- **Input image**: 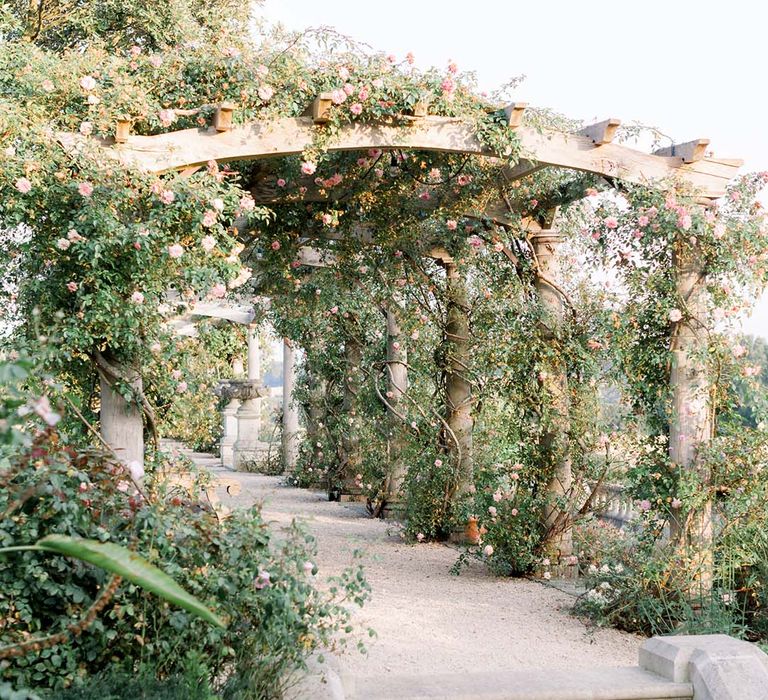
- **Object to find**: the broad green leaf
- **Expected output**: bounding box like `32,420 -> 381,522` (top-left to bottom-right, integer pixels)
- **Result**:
35,535 -> 226,628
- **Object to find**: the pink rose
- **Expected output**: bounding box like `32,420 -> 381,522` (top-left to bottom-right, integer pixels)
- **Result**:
671,498 -> 682,509
668,308 -> 683,323
358,87 -> 369,101
638,215 -> 650,227
343,83 -> 355,96
158,109 -> 177,127
176,381 -> 188,393
15,177 -> 32,194
56,238 -> 71,251
202,210 -> 217,227
457,174 -> 471,186
78,181 -> 94,197
200,235 -> 217,252
488,506 -> 497,517
258,85 -> 274,101
510,508 -> 518,516
209,283 -> 226,298
130,291 -> 144,304
416,533 -> 425,542
79,121 -> 93,136
41,79 -> 55,92
350,102 -> 363,115
434,458 -> 443,467
270,240 -> 281,250
331,89 -> 346,105
159,189 -> 175,204
639,499 -> 652,512
321,213 -> 333,226
276,178 -> 286,187
446,219 -> 458,230
483,545 -> 494,556
585,187 -> 598,197
604,216 -> 618,229
66,281 -> 78,292
167,244 -> 184,259
301,161 -> 316,176
79,75 -> 97,91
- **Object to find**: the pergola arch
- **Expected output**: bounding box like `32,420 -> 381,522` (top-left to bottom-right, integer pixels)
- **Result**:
62,106 -> 742,200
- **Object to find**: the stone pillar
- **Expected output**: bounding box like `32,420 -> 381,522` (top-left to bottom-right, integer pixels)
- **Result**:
233,325 -> 263,470
443,260 -> 473,499
339,332 -> 363,499
100,365 -> 144,473
383,308 -> 409,519
669,241 -> 712,561
282,339 -> 299,473
531,231 -> 573,559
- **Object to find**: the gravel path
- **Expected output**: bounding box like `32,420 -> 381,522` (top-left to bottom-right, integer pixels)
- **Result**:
178,446 -> 645,677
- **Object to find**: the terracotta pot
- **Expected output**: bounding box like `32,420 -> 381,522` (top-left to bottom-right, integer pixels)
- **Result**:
465,516 -> 480,545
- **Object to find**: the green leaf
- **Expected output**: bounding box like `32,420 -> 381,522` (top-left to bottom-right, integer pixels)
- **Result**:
34,535 -> 226,628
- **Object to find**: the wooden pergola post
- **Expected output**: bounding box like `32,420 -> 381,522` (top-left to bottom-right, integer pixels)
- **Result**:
282,338 -> 299,473
442,260 -> 474,500
531,231 -> 574,559
100,364 -> 144,473
383,308 -> 408,518
339,332 -> 363,500
669,240 -> 713,571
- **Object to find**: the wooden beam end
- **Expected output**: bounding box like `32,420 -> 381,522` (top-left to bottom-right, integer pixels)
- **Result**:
503,102 -> 528,128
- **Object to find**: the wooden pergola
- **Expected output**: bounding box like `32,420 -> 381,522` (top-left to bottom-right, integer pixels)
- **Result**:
74,97 -> 743,556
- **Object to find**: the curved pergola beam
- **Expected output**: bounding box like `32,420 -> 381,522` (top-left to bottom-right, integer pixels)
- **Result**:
60,115 -> 742,199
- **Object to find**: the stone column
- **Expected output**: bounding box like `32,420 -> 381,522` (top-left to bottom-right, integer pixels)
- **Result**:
443,260 -> 473,499
339,332 -> 363,500
219,357 -> 243,467
669,241 -> 712,560
282,339 -> 299,473
383,308 -> 409,519
531,231 -> 573,559
233,325 -> 263,470
100,364 -> 144,474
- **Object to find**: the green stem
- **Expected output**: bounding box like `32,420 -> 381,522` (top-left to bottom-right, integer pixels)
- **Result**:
0,545 -> 44,554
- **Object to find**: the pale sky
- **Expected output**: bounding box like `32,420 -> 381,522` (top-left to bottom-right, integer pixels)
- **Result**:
258,0 -> 768,338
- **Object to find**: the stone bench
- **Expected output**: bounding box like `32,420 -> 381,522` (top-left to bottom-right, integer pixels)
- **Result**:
291,634 -> 768,700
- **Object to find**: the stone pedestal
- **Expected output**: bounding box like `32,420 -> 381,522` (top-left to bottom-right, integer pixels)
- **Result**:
214,380 -> 266,471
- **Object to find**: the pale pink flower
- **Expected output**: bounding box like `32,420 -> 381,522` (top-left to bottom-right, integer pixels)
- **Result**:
488,506 -> 497,517
41,79 -> 55,92
638,215 -> 650,227
79,121 -> 93,136
639,499 -> 652,512
493,242 -> 504,252
159,189 -> 175,204
448,61 -> 458,74
149,55 -> 163,68
256,64 -> 269,77
130,291 -> 144,305
604,216 -> 619,229
68,229 -> 84,242
176,381 -> 188,394
732,344 -> 747,358
167,243 -> 184,259
350,102 -> 363,115
130,45 -> 142,57
276,178 -> 286,187
510,508 -> 518,516
585,187 -> 598,197
209,283 -> 226,298
239,194 -> 255,211
301,161 -> 316,176
321,213 -> 333,226
543,571 -> 551,580
493,491 -> 503,503
150,342 -> 162,354
483,545 -> 494,556
270,240 -> 281,251
713,223 -> 726,239
303,561 -> 315,574
158,109 -> 177,127
343,83 -> 355,96
671,497 -> 682,509
446,219 -> 458,230
358,86 -> 369,101
258,85 -> 274,101
202,210 -> 217,227
330,306 -> 338,315
406,52 -> 415,64
338,66 -> 350,80
66,281 -> 78,292
56,238 -> 71,251
434,458 -> 443,467
78,181 -> 94,197
668,308 -> 683,323
678,213 -> 692,230
372,78 -> 383,89
457,174 -> 471,186
416,533 -> 425,542
222,46 -> 240,58
79,75 -> 97,91
171,369 -> 183,380
331,89 -> 346,105
392,341 -> 400,351
15,177 -> 32,194
201,235 -> 217,252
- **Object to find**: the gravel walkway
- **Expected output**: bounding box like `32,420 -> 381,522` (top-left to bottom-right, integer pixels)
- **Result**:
175,445 -> 645,678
